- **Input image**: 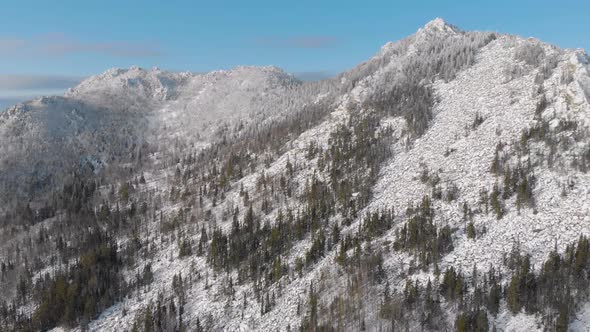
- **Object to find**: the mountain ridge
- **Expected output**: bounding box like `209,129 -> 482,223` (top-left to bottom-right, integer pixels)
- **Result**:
5,18 -> 589,114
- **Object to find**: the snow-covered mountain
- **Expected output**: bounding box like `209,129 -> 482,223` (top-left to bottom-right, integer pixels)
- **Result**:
2,18 -> 590,332
0,65 -> 301,205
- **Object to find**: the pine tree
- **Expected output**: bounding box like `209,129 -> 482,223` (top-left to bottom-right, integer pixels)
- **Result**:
507,275 -> 521,314
467,222 -> 476,239
490,183 -> 504,220
556,301 -> 570,332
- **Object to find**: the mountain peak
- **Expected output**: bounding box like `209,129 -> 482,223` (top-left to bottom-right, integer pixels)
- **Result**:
419,17 -> 460,34
424,17 -> 447,29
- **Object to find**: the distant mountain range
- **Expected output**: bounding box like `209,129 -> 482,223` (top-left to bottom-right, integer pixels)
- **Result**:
0,97 -> 25,110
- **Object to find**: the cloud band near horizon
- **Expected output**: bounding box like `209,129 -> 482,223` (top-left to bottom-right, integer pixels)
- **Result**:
0,74 -> 84,90
0,34 -> 163,58
254,36 -> 340,49
0,74 -> 84,101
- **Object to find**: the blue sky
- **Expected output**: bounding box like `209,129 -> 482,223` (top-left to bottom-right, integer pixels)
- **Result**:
0,0 -> 589,108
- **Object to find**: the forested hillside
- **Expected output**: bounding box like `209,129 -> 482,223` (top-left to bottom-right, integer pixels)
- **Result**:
1,18 -> 590,331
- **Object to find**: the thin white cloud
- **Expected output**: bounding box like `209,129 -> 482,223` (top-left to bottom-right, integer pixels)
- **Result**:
0,89 -> 68,99
0,74 -> 84,101
0,34 -> 163,58
0,74 -> 84,90
255,36 -> 340,49
0,38 -> 28,54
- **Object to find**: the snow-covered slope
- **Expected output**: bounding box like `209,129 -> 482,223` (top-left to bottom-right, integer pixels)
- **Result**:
0,65 -> 300,204
2,18 -> 590,332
